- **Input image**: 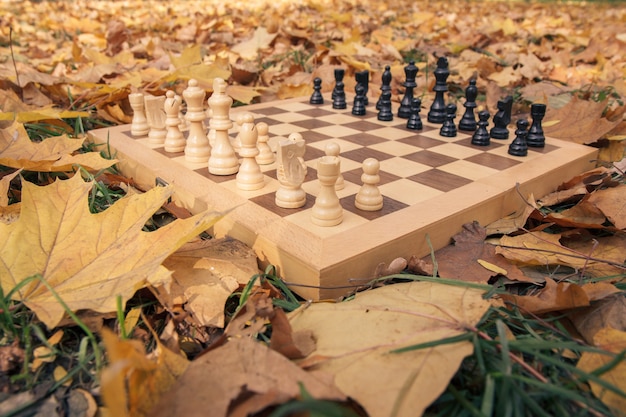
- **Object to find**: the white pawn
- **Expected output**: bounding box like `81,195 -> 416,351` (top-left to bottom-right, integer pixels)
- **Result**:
163,90 -> 186,153
275,133 -> 307,209
208,78 -> 239,175
324,142 -> 344,190
232,113 -> 245,152
129,92 -> 149,137
236,113 -> 265,190
311,156 -> 343,227
144,95 -> 166,144
183,79 -> 211,163
256,122 -> 275,165
355,158 -> 383,211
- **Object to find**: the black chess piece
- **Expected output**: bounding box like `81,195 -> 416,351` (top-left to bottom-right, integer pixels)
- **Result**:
377,89 -> 393,121
356,70 -> 369,106
398,61 -> 418,119
406,98 -> 423,130
428,57 -> 449,123
332,68 -> 346,109
472,110 -> 491,146
376,65 -> 392,111
459,79 -> 478,131
439,103 -> 457,137
352,83 -> 366,116
508,119 -> 529,156
527,103 -> 546,147
310,77 -> 324,105
490,96 -> 513,139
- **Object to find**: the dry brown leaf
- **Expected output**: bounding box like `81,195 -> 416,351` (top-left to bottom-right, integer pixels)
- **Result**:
289,281 -> 492,417
269,307 -> 315,360
485,194 -> 537,235
500,278 -> 621,315
537,184 -> 588,207
577,327 -> 626,417
545,198 -> 607,229
497,231 -> 626,278
231,27 -> 277,60
543,96 -> 625,144
588,185 -> 626,229
163,238 -> 258,327
0,121 -> 115,172
150,337 -> 345,417
101,329 -> 190,417
435,222 -> 534,283
568,295 -> 626,344
0,174 -> 224,328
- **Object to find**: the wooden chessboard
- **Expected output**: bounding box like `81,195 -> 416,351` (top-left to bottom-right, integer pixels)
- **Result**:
88,94 -> 597,299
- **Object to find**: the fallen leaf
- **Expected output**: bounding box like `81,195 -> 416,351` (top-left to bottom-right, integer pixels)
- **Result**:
289,281 -> 492,417
434,222 -> 533,283
500,278 -> 620,315
577,327 -> 626,417
101,328 -> 190,417
485,193 -> 537,235
0,169 -> 20,207
0,340 -> 24,374
545,198 -> 608,229
150,337 -> 345,417
588,185 -> 626,229
568,295 -> 626,344
163,238 -> 258,327
497,231 -> 626,278
543,96 -> 625,144
0,121 -> 116,172
231,27 -> 277,60
0,174 -> 224,328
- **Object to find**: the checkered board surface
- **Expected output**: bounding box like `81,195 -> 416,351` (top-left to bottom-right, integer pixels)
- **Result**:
88,94 -> 597,299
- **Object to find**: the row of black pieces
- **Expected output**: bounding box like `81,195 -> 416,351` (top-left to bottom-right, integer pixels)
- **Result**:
309,62 -> 546,153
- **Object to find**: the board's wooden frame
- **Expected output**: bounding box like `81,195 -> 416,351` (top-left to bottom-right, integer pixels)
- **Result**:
88,96 -> 598,299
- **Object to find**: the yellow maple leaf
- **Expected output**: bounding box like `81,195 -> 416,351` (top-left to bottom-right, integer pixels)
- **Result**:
0,174 -> 224,328
231,27 -> 277,60
0,121 -> 115,172
577,328 -> 626,417
100,328 -> 190,417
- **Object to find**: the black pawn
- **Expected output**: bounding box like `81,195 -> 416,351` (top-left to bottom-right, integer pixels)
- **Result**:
472,110 -> 491,146
428,56 -> 449,123
527,103 -> 546,147
406,98 -> 423,130
398,61 -> 418,119
508,119 -> 529,157
332,68 -> 346,109
352,84 -> 366,116
376,65 -> 392,111
459,79 -> 478,131
356,70 -> 369,106
439,103 -> 457,137
310,77 -> 324,105
377,90 -> 393,121
490,96 -> 513,139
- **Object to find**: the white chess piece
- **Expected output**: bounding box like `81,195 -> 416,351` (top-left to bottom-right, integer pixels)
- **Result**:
256,122 -> 275,165
129,92 -> 149,137
183,79 -> 211,163
324,142 -> 344,190
275,133 -> 307,208
236,113 -> 265,190
355,158 -> 383,211
163,90 -> 186,153
144,95 -> 166,144
311,155 -> 343,226
208,78 -> 239,175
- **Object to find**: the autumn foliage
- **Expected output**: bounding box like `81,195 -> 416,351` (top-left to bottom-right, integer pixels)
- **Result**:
1,0 -> 626,416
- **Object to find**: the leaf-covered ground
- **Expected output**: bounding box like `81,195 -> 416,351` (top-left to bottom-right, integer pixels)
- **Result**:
1,0 -> 626,416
